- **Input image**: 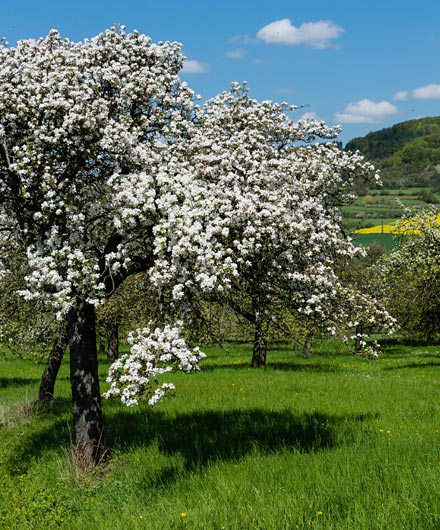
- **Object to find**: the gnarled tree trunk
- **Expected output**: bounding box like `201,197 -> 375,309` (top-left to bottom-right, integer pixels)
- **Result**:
37,320 -> 69,404
68,300 -> 106,466
251,319 -> 268,367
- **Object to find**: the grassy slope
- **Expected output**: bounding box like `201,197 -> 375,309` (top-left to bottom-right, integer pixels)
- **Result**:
1,341 -> 440,529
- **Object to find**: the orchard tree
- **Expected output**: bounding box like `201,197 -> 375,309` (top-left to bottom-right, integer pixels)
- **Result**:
376,208 -> 440,342
0,230 -> 53,353
335,245 -> 390,355
96,272 -> 167,360
146,84 -> 396,366
0,27 -> 203,465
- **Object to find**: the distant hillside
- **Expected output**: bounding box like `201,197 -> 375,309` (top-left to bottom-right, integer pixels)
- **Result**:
345,116 -> 440,189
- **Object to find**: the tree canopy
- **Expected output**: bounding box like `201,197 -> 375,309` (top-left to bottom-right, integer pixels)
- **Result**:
0,26 -> 198,464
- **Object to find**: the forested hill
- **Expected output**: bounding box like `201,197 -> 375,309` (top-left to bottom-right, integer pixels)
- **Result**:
345,116 -> 440,189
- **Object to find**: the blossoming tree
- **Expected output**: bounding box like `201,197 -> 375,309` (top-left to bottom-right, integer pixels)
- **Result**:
0,27 -> 204,465
148,84 -> 396,366
375,207 -> 440,341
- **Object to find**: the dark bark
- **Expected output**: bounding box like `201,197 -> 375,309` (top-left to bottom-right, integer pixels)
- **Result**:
98,335 -> 106,354
251,321 -> 267,367
354,324 -> 364,355
303,332 -> 313,357
68,300 -> 106,466
107,323 -> 119,361
37,321 -> 69,404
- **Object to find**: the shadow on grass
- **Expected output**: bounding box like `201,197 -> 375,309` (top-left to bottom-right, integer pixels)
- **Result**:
268,362 -> 343,373
379,336 -> 440,347
381,346 -> 440,357
105,407 -> 372,482
3,398 -> 372,483
1,398 -> 72,476
201,361 -> 343,373
0,377 -> 40,389
385,360 -> 440,370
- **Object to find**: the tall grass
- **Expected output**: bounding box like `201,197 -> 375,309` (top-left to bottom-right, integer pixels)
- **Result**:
1,340 -> 440,529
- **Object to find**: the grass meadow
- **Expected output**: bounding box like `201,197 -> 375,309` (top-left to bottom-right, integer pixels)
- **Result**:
1,339 -> 440,529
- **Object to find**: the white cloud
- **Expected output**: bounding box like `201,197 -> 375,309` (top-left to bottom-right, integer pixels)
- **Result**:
336,99 -> 398,124
257,18 -> 344,49
226,48 -> 246,59
393,90 -> 409,101
227,35 -> 241,44
412,84 -> 440,99
182,60 -> 211,74
299,111 -> 319,121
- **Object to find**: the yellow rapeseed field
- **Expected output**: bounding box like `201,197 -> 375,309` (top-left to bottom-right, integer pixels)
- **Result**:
354,214 -> 440,235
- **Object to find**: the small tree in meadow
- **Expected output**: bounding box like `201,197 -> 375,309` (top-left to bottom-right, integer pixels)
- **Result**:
376,207 -> 440,342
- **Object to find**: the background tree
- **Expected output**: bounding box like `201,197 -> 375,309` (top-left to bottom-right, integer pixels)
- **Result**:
96,272 -> 169,360
336,245 -> 390,354
149,84 -> 396,367
0,229 -> 71,403
375,207 -> 440,343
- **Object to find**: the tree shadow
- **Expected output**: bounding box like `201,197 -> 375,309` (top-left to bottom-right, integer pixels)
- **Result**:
105,407 -> 372,488
268,362 -> 343,373
0,377 -> 40,389
2,398 -> 372,483
380,336 -> 440,347
1,397 -> 72,476
202,362 -> 343,373
385,360 -> 440,370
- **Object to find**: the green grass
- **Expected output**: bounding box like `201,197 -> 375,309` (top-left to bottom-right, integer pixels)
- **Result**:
351,233 -> 399,250
1,340 -> 440,529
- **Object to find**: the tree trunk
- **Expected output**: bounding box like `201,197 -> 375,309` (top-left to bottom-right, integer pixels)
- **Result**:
251,320 -> 267,367
107,323 -> 119,361
68,300 -> 106,466
37,321 -> 69,404
354,324 -> 364,355
303,332 -> 313,357
98,334 -> 106,354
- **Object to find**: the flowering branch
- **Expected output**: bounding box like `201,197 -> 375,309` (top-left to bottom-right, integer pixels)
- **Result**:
103,322 -> 205,406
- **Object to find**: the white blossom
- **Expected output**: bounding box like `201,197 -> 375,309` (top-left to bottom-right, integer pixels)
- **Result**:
103,323 -> 205,406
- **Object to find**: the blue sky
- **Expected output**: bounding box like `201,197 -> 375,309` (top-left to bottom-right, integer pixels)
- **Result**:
2,0 -> 440,144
